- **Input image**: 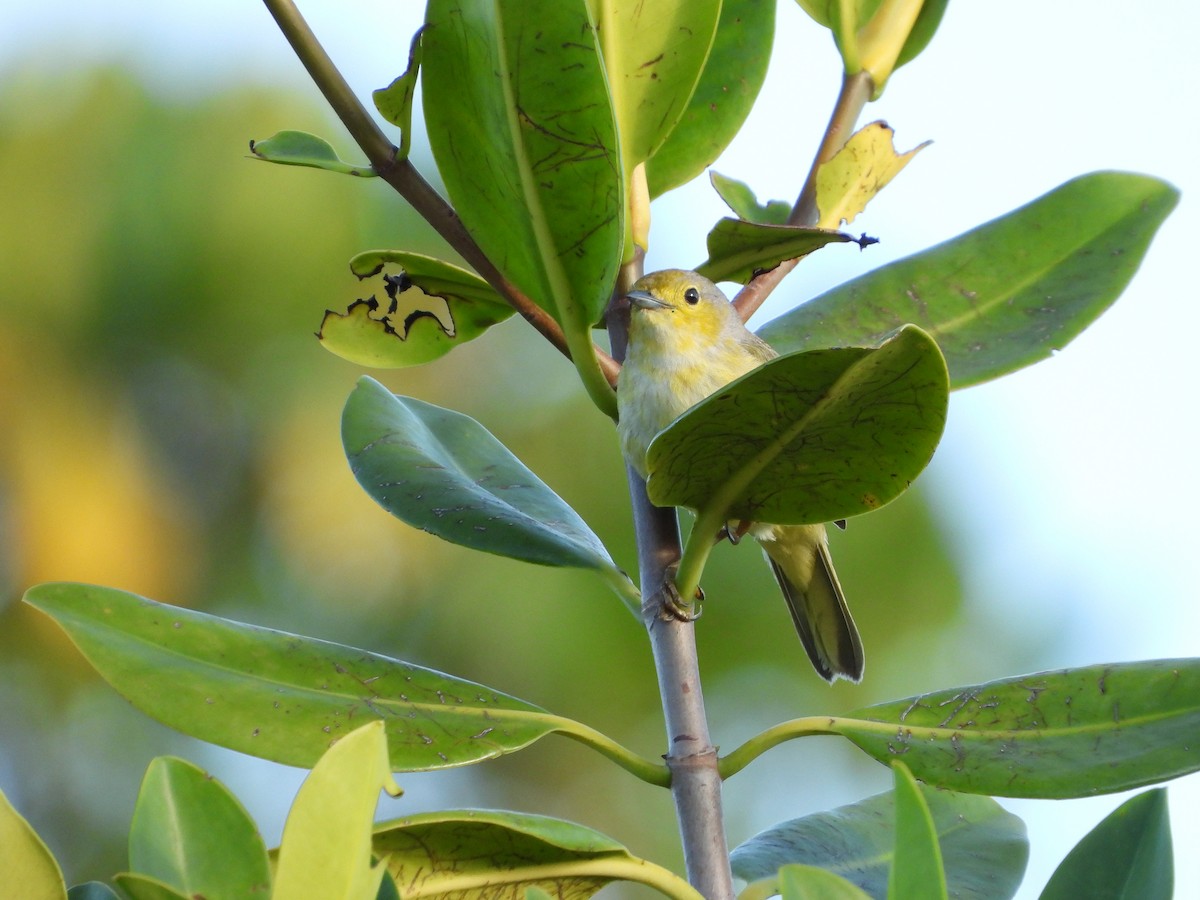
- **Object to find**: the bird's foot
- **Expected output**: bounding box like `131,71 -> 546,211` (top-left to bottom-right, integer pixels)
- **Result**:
654,567 -> 705,622
716,520 -> 752,546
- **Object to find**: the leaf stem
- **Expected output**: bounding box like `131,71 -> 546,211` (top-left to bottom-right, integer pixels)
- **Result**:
260,0 -> 621,392
544,715 -> 671,787
718,716 -> 840,780
732,69 -> 874,323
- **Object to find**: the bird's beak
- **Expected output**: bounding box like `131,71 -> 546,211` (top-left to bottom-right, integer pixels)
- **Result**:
625,289 -> 674,311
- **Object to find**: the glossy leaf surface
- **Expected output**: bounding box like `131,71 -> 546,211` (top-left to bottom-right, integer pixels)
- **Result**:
732,780 -> 1025,899
318,252 -> 512,367
646,325 -> 947,524
422,0 -> 622,329
344,377 -> 621,573
696,218 -> 857,284
646,0 -> 775,196
128,757 -> 270,900
1039,789 -> 1172,900
248,130 -> 375,177
837,659 -> 1200,798
24,583 -> 557,772
759,172 -> 1179,388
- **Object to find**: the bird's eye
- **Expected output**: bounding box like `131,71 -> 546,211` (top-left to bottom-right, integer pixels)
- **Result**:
684,287 -> 700,305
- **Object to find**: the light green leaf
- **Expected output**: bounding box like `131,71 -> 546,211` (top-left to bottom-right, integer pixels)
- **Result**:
1039,790 -> 1172,900
422,0 -> 622,331
110,874 -> 189,900
23,583 -> 558,772
274,722 -> 400,900
776,865 -> 873,900
646,325 -> 947,525
128,757 -> 270,900
318,252 -> 513,368
732,782 -> 1026,899
248,130 -> 375,177
372,810 -> 703,899
695,218 -> 859,284
815,121 -> 928,228
888,762 -> 947,900
645,0 -> 775,197
0,787 -> 66,900
372,26 -> 426,160
759,172 -> 1179,388
709,171 -> 791,225
343,377 -> 626,577
836,659 -> 1200,798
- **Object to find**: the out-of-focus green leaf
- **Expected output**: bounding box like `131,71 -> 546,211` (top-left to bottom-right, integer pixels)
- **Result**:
23,583 -> 559,772
760,172 -> 1179,388
775,865 -> 873,899
318,252 -> 513,368
646,0 -> 776,197
888,762 -> 947,900
815,121 -> 928,228
0,787 -> 66,900
110,874 -> 189,900
893,0 -> 948,69
422,0 -> 622,330
274,722 -> 400,900
67,885 -> 120,900
1039,790 -> 1172,900
709,171 -> 791,225
128,757 -> 270,900
836,659 -> 1200,798
695,218 -> 859,283
343,377 -> 626,578
372,810 -> 702,899
248,130 -> 375,177
732,780 -> 1026,899
372,26 -> 426,159
646,325 -> 947,525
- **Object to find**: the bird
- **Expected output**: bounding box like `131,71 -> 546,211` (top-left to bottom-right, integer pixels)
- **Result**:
616,268 -> 864,683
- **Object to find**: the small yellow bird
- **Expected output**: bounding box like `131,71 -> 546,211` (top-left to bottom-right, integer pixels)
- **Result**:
617,269 -> 864,683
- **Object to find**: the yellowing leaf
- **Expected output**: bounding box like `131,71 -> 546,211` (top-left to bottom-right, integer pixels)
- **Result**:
0,788 -> 66,900
816,121 -> 928,228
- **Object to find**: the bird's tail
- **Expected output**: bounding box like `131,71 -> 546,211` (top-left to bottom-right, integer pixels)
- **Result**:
760,524 -> 864,683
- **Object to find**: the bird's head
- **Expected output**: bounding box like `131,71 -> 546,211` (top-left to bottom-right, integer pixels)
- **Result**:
624,269 -> 740,357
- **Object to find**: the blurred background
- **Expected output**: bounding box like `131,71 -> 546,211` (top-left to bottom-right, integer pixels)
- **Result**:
0,2 -> 1195,897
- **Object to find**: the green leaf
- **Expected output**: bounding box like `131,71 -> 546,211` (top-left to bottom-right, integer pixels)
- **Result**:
1039,790 -> 1172,900
343,377 -> 624,575
110,874 -> 189,900
696,218 -> 859,284
894,0 -> 949,70
776,865 -> 873,899
646,325 -> 947,525
372,26 -> 426,160
759,172 -> 1180,388
732,782 -> 1026,899
318,252 -> 513,368
274,722 -> 400,900
709,171 -> 791,225
248,130 -> 375,177
372,810 -> 702,899
645,0 -> 775,197
835,659 -> 1200,798
0,787 -> 66,900
23,582 -> 559,772
128,757 -> 270,900
67,885 -> 121,900
422,0 -> 622,330
888,762 -> 947,900
815,121 -> 928,228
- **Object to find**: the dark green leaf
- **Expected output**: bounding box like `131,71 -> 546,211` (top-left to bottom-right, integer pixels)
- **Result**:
732,781 -> 1026,899
248,130 -> 375,177
894,0 -> 949,70
23,582 -> 559,772
888,762 -> 947,900
129,757 -> 270,900
646,325 -> 947,525
696,218 -> 857,283
422,0 -> 622,329
372,26 -> 426,160
344,377 -> 622,574
759,172 -> 1180,388
318,252 -> 513,368
68,885 -> 120,900
835,659 -> 1200,798
709,171 -> 791,225
646,0 -> 776,197
1039,790 -> 1172,900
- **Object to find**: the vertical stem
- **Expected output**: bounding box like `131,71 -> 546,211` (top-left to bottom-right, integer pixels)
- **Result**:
610,255 -> 735,900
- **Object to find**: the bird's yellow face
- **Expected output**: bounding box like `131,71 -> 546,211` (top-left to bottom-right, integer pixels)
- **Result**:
624,269 -> 741,361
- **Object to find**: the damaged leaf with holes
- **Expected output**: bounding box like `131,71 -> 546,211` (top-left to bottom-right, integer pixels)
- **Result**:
318,251 -> 514,367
